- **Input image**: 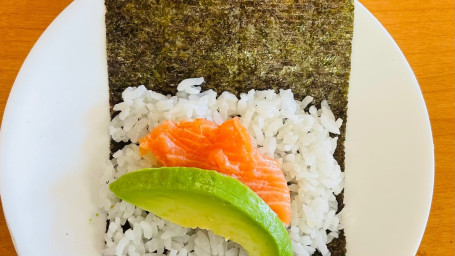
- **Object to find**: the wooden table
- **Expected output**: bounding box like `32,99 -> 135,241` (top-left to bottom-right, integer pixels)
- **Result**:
0,0 -> 453,255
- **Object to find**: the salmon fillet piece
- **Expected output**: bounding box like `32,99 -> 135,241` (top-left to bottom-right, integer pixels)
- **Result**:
139,117 -> 291,225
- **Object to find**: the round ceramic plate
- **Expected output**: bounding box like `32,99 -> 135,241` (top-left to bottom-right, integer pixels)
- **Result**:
0,0 -> 434,255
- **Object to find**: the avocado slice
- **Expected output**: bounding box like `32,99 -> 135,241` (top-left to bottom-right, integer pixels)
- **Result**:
109,167 -> 292,256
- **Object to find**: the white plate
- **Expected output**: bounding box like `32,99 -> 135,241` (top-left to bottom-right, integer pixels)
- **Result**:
0,0 -> 434,255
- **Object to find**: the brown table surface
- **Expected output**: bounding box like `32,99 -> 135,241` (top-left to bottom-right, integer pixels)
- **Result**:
1,0 -> 454,255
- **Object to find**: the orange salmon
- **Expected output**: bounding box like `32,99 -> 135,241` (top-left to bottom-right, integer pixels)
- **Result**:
139,117 -> 291,225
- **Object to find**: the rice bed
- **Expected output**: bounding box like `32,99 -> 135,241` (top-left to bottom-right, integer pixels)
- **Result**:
100,78 -> 344,256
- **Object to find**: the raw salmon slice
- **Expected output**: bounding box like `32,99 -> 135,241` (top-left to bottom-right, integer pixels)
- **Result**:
139,117 -> 291,225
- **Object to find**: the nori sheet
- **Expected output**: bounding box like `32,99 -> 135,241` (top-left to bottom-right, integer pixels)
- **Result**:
105,0 -> 353,255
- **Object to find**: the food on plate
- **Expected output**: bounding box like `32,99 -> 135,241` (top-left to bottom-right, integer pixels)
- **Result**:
104,0 -> 353,255
138,117 -> 291,225
109,167 -> 293,256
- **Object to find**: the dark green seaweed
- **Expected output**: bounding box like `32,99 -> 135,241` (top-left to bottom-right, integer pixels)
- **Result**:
106,1 -> 353,255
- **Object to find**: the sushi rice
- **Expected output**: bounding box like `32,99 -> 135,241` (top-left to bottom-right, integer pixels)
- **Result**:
100,78 -> 345,256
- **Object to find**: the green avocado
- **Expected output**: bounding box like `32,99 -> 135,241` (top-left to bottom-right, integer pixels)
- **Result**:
109,167 -> 292,256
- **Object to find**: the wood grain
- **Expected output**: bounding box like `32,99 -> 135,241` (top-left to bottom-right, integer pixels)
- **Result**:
0,0 -> 454,255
